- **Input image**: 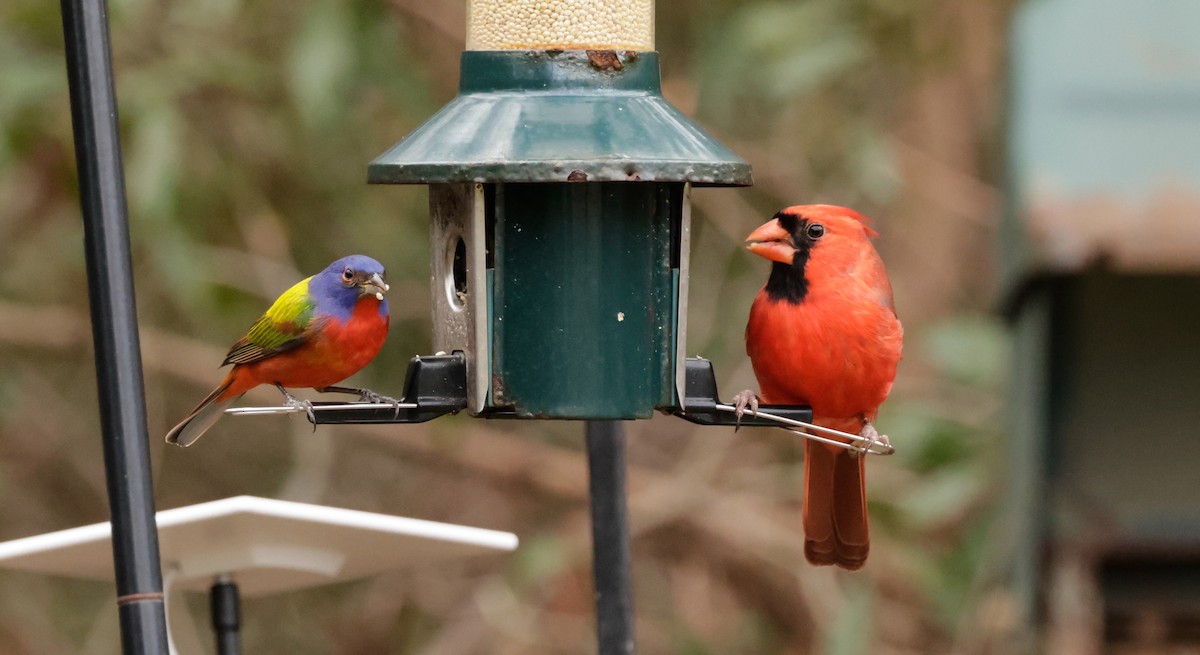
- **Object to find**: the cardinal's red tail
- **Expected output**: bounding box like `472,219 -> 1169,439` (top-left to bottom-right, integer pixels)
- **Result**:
802,440 -> 869,570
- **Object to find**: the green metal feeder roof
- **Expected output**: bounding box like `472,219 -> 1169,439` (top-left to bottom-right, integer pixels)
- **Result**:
368,50 -> 752,186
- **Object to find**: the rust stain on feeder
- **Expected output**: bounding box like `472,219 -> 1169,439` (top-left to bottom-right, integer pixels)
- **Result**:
567,170 -> 589,182
587,50 -> 623,71
491,373 -> 509,405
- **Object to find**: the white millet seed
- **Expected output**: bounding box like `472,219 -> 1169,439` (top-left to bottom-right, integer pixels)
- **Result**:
466,0 -> 654,51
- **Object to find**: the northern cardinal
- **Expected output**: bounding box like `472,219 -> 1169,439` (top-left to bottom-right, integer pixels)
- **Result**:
166,255 -> 393,447
736,205 -> 902,570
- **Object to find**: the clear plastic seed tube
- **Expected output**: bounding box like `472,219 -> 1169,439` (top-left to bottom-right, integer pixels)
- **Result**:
466,0 -> 654,51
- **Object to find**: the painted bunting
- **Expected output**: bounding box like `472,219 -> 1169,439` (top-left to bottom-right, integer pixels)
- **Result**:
735,205 -> 903,570
166,254 -> 393,447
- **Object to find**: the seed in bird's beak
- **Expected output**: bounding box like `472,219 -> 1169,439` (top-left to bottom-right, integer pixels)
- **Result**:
362,272 -> 388,300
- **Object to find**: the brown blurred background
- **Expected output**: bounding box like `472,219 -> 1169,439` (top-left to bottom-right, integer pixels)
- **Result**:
1,0 -> 1050,652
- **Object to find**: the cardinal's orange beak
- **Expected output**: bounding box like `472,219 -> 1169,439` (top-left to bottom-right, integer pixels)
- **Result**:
745,219 -> 796,264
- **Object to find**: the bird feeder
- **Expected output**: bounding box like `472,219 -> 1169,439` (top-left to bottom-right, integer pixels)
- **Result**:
210,5 -> 890,653
367,1 -> 750,420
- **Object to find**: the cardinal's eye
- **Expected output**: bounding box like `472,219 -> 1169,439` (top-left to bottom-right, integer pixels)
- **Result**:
806,223 -> 825,240
342,267 -> 355,283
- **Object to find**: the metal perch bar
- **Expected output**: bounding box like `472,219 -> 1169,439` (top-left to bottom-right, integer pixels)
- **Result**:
713,404 -> 895,456
225,402 -> 418,416
670,358 -> 895,455
218,354 -> 468,425
221,356 -> 896,457
227,403 -> 894,455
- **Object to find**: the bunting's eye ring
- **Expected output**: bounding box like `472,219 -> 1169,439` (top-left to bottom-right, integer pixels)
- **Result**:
342,267 -> 355,283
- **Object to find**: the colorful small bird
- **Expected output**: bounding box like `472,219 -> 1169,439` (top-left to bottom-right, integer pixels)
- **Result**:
735,205 -> 903,570
166,254 -> 393,447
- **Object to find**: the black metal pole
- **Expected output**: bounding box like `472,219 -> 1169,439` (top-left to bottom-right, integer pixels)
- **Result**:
59,0 -> 169,652
585,420 -> 635,655
211,575 -> 242,655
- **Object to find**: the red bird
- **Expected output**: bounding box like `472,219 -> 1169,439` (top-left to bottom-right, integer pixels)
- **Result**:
166,255 -> 393,447
736,205 -> 902,570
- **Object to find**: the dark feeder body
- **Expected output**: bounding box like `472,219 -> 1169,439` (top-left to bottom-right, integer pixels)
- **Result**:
369,50 -> 752,419
369,48 -> 756,655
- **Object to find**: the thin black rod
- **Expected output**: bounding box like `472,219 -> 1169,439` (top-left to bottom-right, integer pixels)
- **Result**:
211,576 -> 242,655
59,0 -> 168,652
585,420 -> 635,655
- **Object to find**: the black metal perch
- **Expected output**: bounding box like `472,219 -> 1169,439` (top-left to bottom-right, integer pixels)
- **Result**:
226,355 -> 809,425
226,354 -> 470,424
231,354 -> 893,453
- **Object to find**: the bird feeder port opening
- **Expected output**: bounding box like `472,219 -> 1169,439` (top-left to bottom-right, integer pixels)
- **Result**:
445,232 -> 468,313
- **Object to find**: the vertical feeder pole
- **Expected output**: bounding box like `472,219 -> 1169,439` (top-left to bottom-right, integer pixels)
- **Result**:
369,2 -> 750,653
59,0 -> 169,652
210,575 -> 242,655
586,420 -> 635,654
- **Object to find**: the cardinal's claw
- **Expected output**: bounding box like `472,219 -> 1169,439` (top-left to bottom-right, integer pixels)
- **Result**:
858,421 -> 888,457
731,389 -> 760,432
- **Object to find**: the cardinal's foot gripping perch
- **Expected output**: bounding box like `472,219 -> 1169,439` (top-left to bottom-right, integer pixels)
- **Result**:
227,354 -> 468,425
671,358 -> 895,456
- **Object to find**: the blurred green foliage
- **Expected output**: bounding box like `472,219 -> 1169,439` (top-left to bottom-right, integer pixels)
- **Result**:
0,0 -> 1016,652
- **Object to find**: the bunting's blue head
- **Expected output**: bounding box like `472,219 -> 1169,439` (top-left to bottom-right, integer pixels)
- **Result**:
309,254 -> 389,320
